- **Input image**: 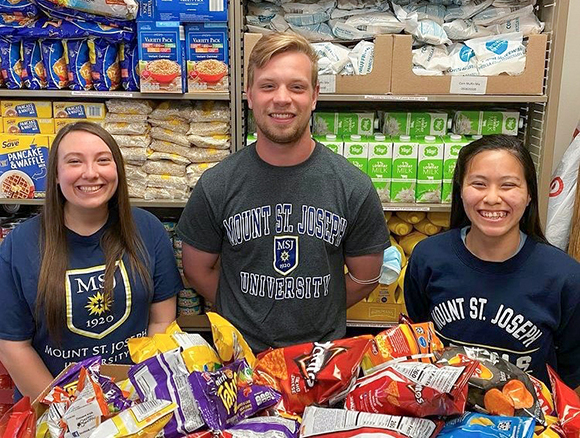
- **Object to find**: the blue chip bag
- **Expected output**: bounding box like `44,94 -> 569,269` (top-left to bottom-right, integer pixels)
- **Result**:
439,412 -> 535,438
34,0 -> 135,29
17,17 -> 86,39
0,38 -> 22,88
64,39 -> 92,91
0,0 -> 38,18
21,39 -> 46,89
120,38 -> 138,91
0,13 -> 34,37
43,0 -> 137,20
88,37 -> 120,91
41,39 -> 68,89
69,19 -> 133,43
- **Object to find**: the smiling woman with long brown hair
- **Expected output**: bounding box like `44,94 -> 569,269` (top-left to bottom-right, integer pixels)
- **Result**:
0,122 -> 182,399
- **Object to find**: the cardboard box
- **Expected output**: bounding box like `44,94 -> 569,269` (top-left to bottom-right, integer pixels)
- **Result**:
1,101 -> 52,118
55,119 -> 104,132
347,284 -> 406,323
391,34 -> 547,95
53,102 -> 106,119
243,33 -> 392,94
138,21 -> 186,93
138,0 -> 227,22
185,23 -> 229,92
3,118 -> 54,134
0,135 -> 50,199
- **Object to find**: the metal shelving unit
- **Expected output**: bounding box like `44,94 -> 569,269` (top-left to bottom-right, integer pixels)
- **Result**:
243,93 -> 549,103
0,90 -> 230,100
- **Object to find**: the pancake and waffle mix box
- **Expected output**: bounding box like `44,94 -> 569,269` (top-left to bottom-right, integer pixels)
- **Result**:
1,101 -> 52,118
186,22 -> 229,92
4,118 -> 55,134
53,102 -> 106,119
0,135 -> 50,199
368,133 -> 392,203
416,135 -> 444,203
391,135 -> 418,203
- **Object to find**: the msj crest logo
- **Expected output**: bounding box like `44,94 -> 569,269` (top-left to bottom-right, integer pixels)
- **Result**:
65,261 -> 132,339
273,235 -> 299,276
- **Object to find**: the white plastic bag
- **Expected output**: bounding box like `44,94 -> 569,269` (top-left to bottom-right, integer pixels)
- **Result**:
465,32 -> 526,76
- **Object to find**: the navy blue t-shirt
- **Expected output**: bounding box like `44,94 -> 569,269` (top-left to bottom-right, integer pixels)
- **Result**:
0,207 -> 182,389
404,228 -> 580,388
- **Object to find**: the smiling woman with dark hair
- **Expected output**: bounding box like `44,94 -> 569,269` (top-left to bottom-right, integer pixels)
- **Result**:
0,122 -> 182,400
404,134 -> 580,393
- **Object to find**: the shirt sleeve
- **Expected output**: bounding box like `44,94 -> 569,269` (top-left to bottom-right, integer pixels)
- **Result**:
0,235 -> 35,340
343,186 -> 390,257
176,175 -> 223,254
150,218 -> 183,303
404,248 -> 431,323
554,270 -> 580,388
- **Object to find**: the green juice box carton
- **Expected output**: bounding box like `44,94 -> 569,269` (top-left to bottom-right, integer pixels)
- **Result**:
452,110 -> 521,136
315,134 -> 343,155
312,112 -> 374,136
391,135 -> 418,203
382,112 -> 449,136
441,134 -> 470,203
417,136 -> 444,203
368,133 -> 392,202
343,134 -> 369,174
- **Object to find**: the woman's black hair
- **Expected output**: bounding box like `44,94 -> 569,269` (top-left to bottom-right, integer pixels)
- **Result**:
450,134 -> 547,243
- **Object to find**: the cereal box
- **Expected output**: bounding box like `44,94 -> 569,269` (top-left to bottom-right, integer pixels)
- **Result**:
1,101 -> 52,118
139,0 -> 227,22
0,135 -> 50,199
138,21 -> 186,93
4,118 -> 55,134
53,102 -> 106,119
185,22 -> 229,92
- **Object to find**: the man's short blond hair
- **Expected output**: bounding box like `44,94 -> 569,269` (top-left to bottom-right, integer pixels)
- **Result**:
247,32 -> 319,89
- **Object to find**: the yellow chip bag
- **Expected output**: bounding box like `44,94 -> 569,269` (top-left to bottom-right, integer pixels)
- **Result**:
207,312 -> 256,367
128,337 -> 159,364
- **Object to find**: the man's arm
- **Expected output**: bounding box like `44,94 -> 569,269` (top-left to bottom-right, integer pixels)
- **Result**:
345,252 -> 383,308
0,339 -> 53,399
148,296 -> 177,336
182,243 -> 220,303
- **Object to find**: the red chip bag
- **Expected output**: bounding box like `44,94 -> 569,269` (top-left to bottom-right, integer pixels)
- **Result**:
547,365 -> 580,438
0,397 -> 36,438
253,336 -> 373,415
345,360 -> 477,418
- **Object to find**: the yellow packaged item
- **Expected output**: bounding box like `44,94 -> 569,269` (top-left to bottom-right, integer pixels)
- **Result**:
398,263 -> 407,292
388,216 -> 413,236
1,100 -> 52,118
414,218 -> 441,236
534,416 -> 563,438
391,242 -> 406,268
88,399 -> 176,438
207,312 -> 256,367
4,118 -> 55,134
55,118 -> 104,132
395,211 -> 426,224
0,118 -> 3,133
399,231 -> 428,255
53,102 -> 106,119
427,212 -> 451,227
128,337 -> 159,364
384,211 -> 392,221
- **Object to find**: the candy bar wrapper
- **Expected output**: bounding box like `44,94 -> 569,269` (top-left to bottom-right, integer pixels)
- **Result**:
129,348 -> 205,438
189,359 -> 281,430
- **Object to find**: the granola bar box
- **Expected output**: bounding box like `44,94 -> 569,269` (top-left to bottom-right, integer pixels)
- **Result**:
185,22 -> 228,92
137,21 -> 186,93
0,135 -> 50,199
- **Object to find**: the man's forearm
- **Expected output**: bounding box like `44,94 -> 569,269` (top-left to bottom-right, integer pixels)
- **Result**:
345,274 -> 378,307
184,267 -> 220,303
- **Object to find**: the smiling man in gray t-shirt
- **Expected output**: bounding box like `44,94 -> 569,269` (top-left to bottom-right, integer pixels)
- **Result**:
176,32 -> 389,352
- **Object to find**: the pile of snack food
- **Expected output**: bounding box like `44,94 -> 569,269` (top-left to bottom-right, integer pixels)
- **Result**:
4,312 -> 579,438
103,99 -> 231,200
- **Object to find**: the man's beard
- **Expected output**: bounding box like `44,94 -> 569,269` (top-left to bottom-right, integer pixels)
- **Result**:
257,117 -> 310,145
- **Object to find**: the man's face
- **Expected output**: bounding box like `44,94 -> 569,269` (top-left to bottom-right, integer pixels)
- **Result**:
247,51 -> 319,145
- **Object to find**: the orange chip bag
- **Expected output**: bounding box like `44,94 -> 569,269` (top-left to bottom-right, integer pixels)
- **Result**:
254,336 -> 373,415
362,317 -> 444,374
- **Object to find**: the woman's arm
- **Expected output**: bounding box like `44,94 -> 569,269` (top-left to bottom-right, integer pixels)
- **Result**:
148,296 -> 177,336
0,339 -> 53,399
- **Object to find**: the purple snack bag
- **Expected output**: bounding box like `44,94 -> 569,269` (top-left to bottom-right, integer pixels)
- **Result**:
228,417 -> 300,438
189,359 -> 281,431
98,375 -> 132,413
52,356 -> 101,395
128,348 -> 205,438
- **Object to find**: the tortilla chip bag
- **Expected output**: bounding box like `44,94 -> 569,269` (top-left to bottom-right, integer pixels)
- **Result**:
254,336 -> 372,415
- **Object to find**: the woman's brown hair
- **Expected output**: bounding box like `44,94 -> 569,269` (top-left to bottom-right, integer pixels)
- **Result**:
37,122 -> 152,340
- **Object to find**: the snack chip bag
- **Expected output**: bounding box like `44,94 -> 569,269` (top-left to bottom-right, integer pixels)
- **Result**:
345,360 -> 477,418
207,312 -> 256,367
547,365 -> 580,438
362,316 -> 444,373
437,347 -> 545,425
184,417 -> 300,438
189,358 -> 280,430
534,415 -> 566,438
530,375 -> 555,418
253,336 -> 373,415
438,412 -> 535,438
0,397 -> 35,438
300,406 -> 442,438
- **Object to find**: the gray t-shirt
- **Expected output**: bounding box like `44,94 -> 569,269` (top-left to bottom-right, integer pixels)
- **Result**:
177,142 -> 390,352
